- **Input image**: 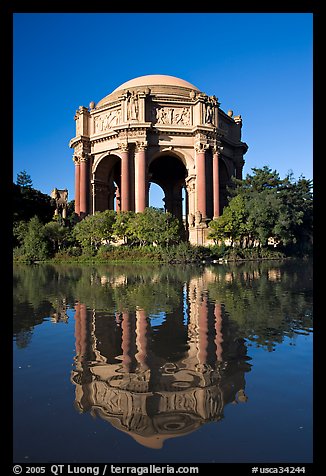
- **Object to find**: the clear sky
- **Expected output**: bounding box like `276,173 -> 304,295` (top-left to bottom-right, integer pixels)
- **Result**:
13,13 -> 313,206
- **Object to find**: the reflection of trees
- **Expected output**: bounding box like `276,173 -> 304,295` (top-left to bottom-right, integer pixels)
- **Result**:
206,260 -> 313,350
13,260 -> 313,352
13,264 -> 82,346
13,263 -> 201,346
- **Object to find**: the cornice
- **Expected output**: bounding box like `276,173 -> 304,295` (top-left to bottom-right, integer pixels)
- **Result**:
69,135 -> 90,149
150,96 -> 195,105
113,122 -> 152,133
221,136 -> 249,152
92,100 -> 121,113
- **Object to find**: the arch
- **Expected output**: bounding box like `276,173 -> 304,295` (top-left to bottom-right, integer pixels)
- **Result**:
219,157 -> 232,213
148,153 -> 188,227
148,148 -> 194,173
93,154 -> 121,212
92,151 -> 123,175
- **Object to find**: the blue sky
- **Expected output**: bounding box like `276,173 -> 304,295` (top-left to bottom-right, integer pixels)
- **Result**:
13,13 -> 313,206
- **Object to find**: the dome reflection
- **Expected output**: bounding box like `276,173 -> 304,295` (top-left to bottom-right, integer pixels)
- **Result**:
71,273 -> 251,448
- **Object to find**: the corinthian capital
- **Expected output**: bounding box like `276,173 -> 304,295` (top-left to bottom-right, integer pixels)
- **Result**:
136,141 -> 148,152
195,142 -> 209,153
79,152 -> 90,162
118,142 -> 129,153
212,143 -> 224,155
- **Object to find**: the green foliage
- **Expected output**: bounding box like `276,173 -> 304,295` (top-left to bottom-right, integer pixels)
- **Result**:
127,207 -> 182,247
209,167 -> 313,253
96,244 -> 163,263
13,182 -> 55,224
209,195 -> 249,246
16,170 -> 33,188
43,221 -> 72,253
13,220 -> 29,247
20,216 -> 51,261
73,210 -> 117,251
112,210 -> 136,244
12,166 -> 312,263
160,242 -> 200,263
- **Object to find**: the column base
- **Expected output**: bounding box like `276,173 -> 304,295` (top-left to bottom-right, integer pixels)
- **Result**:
188,224 -> 213,246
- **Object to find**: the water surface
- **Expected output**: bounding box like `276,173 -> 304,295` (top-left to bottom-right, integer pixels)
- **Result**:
13,260 -> 313,463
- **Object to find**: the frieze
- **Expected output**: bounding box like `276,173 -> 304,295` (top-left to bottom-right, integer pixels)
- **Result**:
151,106 -> 191,126
94,108 -> 122,133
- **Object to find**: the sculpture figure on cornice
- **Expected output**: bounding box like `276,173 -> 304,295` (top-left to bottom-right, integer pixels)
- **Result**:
205,100 -> 213,124
127,91 -> 139,120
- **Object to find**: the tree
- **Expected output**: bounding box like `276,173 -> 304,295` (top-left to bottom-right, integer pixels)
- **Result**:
209,167 -> 313,251
21,216 -> 50,261
73,210 -> 117,252
13,183 -> 54,224
273,174 -> 313,248
245,189 -> 280,247
230,166 -> 283,196
128,207 -> 181,247
113,210 -> 136,244
208,195 -> 249,247
16,170 -> 33,188
43,221 -> 71,253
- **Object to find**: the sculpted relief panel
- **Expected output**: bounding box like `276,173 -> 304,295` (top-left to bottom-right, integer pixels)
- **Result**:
94,108 -> 121,133
151,106 -> 191,126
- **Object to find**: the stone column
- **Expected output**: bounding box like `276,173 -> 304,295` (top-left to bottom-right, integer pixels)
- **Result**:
74,302 -> 88,363
195,144 -> 207,219
135,142 -> 147,212
213,147 -> 221,219
121,311 -> 132,372
119,143 -> 130,211
79,155 -> 88,217
74,156 -> 80,216
214,302 -> 223,362
135,308 -> 148,370
198,294 -> 208,365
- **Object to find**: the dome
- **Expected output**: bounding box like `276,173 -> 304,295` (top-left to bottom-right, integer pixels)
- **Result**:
112,74 -> 200,92
96,74 -> 200,107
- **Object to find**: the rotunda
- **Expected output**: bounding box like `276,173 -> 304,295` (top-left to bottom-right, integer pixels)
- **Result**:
69,74 -> 248,244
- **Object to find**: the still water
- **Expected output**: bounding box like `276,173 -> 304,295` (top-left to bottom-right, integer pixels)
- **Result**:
13,260 -> 313,463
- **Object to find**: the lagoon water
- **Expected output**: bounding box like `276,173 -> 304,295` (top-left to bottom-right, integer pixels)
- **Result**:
13,260 -> 313,463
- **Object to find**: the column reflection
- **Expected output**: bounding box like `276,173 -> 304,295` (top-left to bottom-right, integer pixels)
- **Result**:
71,271 -> 251,449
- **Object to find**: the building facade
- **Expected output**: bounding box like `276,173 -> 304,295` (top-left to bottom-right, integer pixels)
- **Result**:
69,75 -> 248,245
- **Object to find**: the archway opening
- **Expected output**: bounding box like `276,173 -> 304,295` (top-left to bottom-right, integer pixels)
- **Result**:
219,159 -> 230,213
93,155 -> 121,212
148,154 -> 188,235
149,182 -> 165,210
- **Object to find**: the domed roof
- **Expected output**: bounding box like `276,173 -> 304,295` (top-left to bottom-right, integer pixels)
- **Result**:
96,74 -> 200,107
112,74 -> 200,93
